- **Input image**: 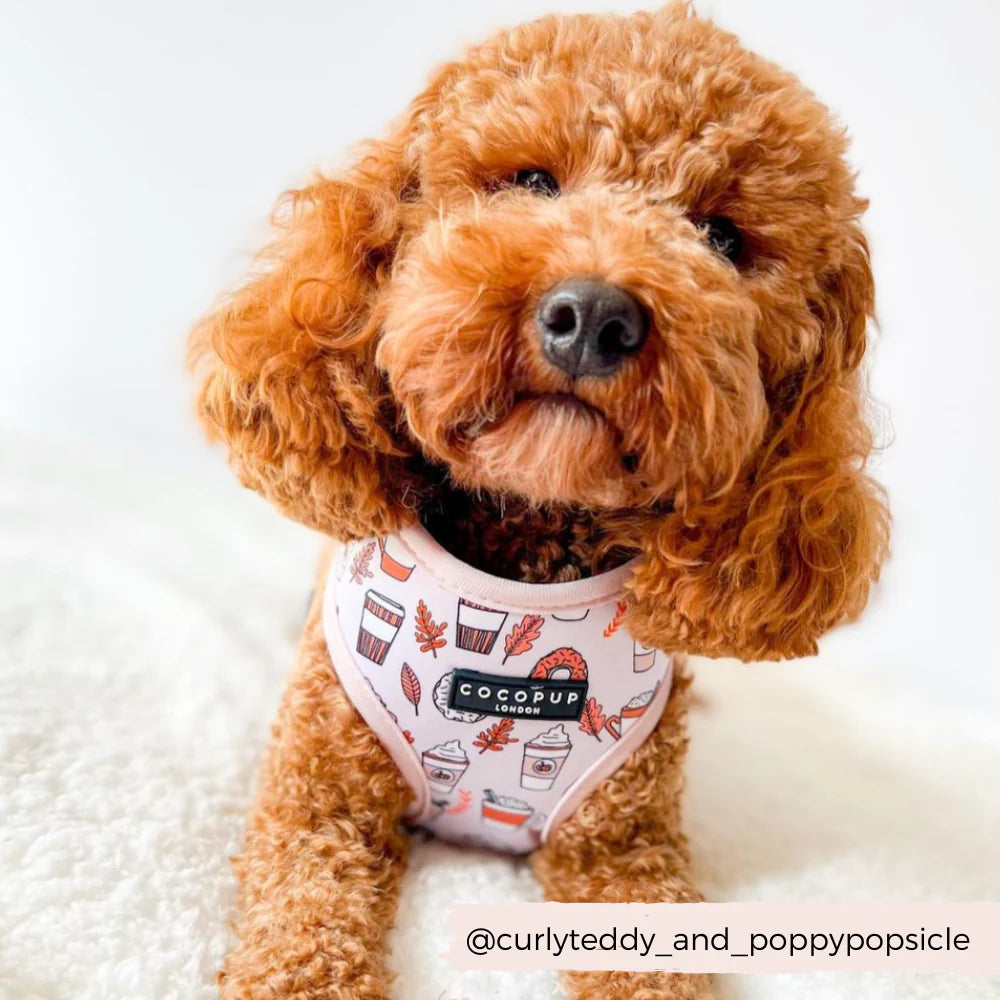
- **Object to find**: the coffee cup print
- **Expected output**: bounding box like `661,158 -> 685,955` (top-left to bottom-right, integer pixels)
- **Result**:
421,739 -> 469,793
357,590 -> 405,665
605,689 -> 654,741
481,789 -> 534,831
456,600 -> 509,655
633,640 -> 657,673
378,536 -> 415,582
520,724 -> 573,790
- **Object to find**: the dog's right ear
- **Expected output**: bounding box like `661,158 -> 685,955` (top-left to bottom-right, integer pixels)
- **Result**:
187,105 -> 431,539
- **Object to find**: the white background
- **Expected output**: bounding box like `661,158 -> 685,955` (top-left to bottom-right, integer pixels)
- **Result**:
3,0 -> 999,714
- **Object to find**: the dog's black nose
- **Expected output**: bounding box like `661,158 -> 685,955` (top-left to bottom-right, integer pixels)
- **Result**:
536,278 -> 648,378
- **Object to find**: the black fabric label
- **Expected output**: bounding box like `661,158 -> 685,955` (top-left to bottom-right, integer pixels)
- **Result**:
448,668 -> 588,721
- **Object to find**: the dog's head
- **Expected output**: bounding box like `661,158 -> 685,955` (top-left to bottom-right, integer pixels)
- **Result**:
189,5 -> 888,660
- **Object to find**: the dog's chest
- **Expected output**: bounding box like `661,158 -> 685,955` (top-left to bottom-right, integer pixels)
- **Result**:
323,527 -> 673,853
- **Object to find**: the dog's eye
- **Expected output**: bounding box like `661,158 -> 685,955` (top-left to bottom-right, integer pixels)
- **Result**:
701,216 -> 743,264
512,169 -> 560,197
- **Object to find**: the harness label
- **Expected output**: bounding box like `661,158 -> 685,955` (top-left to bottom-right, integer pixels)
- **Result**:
449,668 -> 589,720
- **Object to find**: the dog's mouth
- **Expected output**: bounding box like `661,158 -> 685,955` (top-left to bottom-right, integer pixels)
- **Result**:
463,391 -> 611,439
447,390 -> 642,508
489,393 -> 642,474
516,391 -> 609,423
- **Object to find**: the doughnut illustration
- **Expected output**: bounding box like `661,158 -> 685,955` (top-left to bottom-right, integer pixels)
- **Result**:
529,646 -> 588,682
432,671 -> 486,723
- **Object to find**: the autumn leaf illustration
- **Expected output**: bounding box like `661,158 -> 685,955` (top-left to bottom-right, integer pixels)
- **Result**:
578,697 -> 606,741
349,541 -> 376,584
414,599 -> 448,657
603,600 -> 627,638
473,718 -> 519,754
501,614 -> 544,664
400,663 -> 421,716
444,788 -> 472,815
402,730 -> 415,745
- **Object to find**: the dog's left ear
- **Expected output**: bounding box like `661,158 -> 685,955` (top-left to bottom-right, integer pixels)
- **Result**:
628,221 -> 890,660
186,89 -> 439,539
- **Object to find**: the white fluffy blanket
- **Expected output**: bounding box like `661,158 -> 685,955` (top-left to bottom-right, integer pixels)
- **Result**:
2,432 -> 997,1000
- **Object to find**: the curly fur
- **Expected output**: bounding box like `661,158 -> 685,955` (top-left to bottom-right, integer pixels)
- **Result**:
188,5 -> 888,998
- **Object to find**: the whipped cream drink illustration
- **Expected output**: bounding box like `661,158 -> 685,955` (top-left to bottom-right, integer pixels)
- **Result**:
481,789 -> 534,831
456,599 -> 509,654
605,689 -> 654,741
520,724 -> 573,790
357,590 -> 405,665
633,639 -> 657,673
421,739 -> 470,792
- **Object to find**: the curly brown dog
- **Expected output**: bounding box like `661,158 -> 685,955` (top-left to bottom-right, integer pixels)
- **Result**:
188,5 -> 888,998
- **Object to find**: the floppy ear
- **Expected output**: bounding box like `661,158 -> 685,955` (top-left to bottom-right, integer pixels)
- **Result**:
187,116 -> 425,539
627,224 -> 890,660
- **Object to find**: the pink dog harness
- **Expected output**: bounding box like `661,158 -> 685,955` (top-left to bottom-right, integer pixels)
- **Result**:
323,525 -> 672,854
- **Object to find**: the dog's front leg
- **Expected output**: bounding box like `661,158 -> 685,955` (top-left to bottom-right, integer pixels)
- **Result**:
219,599 -> 412,1000
531,670 -> 715,1000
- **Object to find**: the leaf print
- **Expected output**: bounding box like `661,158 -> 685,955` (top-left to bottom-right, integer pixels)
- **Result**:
414,600 -> 448,657
578,697 -> 606,741
502,614 -> 544,664
400,663 -> 421,716
473,718 -> 519,754
349,541 -> 376,584
603,600 -> 627,638
444,788 -> 472,815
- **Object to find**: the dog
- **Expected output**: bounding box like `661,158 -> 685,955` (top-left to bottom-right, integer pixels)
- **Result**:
188,5 -> 888,998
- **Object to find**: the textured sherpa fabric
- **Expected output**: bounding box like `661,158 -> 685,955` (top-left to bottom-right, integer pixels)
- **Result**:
1,430 -> 997,1000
